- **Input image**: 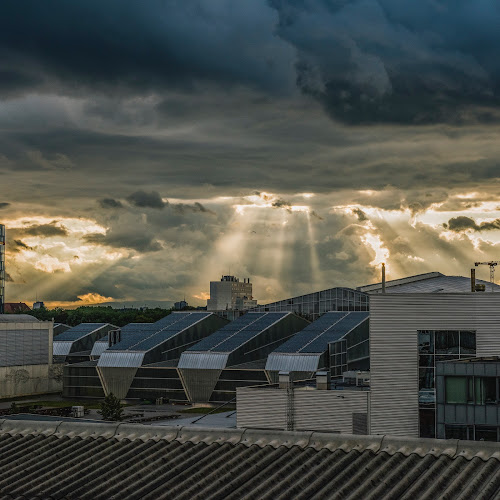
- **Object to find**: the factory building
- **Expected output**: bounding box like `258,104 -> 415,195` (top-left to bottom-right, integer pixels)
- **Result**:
250,287 -> 369,321
178,312 -> 309,403
206,275 -> 256,311
96,312 -> 228,399
53,323 -> 118,363
265,311 -> 369,382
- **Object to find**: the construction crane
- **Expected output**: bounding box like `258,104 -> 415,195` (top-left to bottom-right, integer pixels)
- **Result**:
474,261 -> 499,292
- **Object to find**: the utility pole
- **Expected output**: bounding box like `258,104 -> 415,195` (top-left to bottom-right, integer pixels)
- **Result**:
474,261 -> 499,292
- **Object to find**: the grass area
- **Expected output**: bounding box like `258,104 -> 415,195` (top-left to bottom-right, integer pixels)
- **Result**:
180,407 -> 236,414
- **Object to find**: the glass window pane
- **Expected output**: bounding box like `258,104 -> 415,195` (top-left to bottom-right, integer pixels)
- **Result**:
445,425 -> 469,440
419,368 -> 435,390
446,376 -> 467,403
436,331 -> 459,354
475,377 -> 496,405
419,355 -> 434,367
436,354 -> 459,363
418,331 -> 434,354
475,426 -> 497,442
460,331 -> 476,355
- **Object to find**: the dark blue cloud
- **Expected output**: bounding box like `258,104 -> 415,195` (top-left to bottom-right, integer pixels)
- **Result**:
1,0 -> 500,124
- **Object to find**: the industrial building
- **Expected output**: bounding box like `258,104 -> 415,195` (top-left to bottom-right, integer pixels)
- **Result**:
436,357 -> 500,441
178,312 -> 309,403
206,275 -> 257,311
2,420 -> 500,499
358,271 -> 500,294
250,287 -> 369,321
53,323 -> 118,363
265,311 -> 369,381
96,312 -> 228,399
0,224 -> 4,315
0,314 -> 59,398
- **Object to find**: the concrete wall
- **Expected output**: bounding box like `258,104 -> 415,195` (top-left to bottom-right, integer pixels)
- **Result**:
370,293 -> 500,438
237,386 -> 369,433
0,363 -> 63,399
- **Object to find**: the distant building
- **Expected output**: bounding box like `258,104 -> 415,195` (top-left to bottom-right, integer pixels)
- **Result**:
174,300 -> 188,310
3,302 -> 31,314
206,275 -> 257,311
33,301 -> 45,310
0,224 -> 5,315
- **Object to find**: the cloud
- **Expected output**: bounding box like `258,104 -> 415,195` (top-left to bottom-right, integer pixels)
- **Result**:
5,272 -> 13,282
352,208 -> 368,221
13,240 -> 33,251
21,222 -> 68,237
98,198 -> 123,209
173,202 -> 215,215
0,203 -> 10,209
445,216 -> 500,232
84,231 -> 163,252
270,0 -> 500,124
126,190 -> 166,209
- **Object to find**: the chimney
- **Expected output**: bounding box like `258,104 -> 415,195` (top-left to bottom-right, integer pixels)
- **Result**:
471,268 -> 476,292
381,263 -> 386,293
316,371 -> 331,390
279,371 -> 291,390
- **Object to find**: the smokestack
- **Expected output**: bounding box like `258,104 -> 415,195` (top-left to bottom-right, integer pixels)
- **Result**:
381,263 -> 386,294
471,268 -> 476,292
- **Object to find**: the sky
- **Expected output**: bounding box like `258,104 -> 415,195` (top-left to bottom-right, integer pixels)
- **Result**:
1,0 -> 500,308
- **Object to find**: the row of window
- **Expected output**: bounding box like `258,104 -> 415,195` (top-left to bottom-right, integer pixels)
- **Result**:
418,330 -> 476,356
445,376 -> 500,405
445,425 -> 500,442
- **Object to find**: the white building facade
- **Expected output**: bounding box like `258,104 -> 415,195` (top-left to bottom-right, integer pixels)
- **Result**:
206,275 -> 256,311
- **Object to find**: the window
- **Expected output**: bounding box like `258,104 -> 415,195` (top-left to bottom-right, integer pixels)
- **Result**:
475,377 -> 497,405
475,426 -> 498,442
445,425 -> 472,440
445,376 -> 470,404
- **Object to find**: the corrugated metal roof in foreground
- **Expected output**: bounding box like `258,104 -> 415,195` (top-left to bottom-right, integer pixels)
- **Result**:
1,420 -> 500,500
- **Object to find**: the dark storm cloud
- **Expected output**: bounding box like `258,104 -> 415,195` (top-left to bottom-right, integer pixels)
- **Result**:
0,0 -> 293,98
173,202 -> 215,215
0,203 -> 10,209
270,0 -> 500,124
84,232 -> 163,253
21,222 -> 68,237
126,191 -> 166,210
5,272 -> 13,282
98,198 -> 123,209
13,240 -> 32,251
445,216 -> 500,232
2,1 -> 500,125
352,208 -> 368,221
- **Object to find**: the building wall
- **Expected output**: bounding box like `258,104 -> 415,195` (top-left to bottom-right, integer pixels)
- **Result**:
237,386 -> 369,433
207,279 -> 253,311
369,294 -> 500,438
0,224 -> 5,315
0,363 -> 63,399
0,321 -> 53,367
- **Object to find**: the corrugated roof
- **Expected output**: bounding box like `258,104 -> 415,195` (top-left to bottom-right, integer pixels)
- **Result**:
1,420 -> 500,499
0,314 -> 39,322
358,273 -> 500,294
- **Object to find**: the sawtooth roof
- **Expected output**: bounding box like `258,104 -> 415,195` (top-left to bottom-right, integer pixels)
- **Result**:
1,420 -> 500,499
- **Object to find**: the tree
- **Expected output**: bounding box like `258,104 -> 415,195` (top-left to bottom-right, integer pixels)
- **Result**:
98,393 -> 124,421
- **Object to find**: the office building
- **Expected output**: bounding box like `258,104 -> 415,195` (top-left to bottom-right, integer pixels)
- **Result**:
206,275 -> 256,311
436,357 -> 500,441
